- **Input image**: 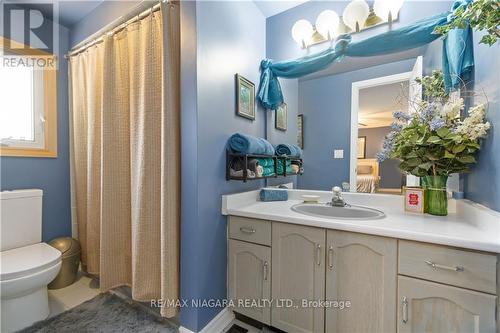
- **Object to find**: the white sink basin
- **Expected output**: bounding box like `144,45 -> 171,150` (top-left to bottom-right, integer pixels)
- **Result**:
291,203 -> 385,220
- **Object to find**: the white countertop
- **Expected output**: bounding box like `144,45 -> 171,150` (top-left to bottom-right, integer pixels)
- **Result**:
222,188 -> 500,253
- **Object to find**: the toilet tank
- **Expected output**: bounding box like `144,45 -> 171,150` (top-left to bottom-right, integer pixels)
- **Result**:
0,189 -> 43,251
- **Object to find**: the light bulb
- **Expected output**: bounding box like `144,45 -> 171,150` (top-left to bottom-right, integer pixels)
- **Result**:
342,0 -> 370,32
315,10 -> 340,40
291,19 -> 314,47
374,0 -> 404,22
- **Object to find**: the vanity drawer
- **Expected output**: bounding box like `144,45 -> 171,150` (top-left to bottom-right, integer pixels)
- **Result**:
398,240 -> 497,294
229,216 -> 271,246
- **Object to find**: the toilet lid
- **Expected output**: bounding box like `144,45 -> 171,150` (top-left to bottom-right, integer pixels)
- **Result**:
0,243 -> 62,281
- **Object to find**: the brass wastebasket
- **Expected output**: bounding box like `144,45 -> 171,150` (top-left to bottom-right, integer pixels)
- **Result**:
48,237 -> 81,289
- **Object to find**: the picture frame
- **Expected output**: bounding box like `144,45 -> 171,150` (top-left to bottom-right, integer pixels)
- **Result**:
403,186 -> 425,213
297,114 -> 304,149
235,74 -> 255,120
275,103 -> 287,131
357,136 -> 366,159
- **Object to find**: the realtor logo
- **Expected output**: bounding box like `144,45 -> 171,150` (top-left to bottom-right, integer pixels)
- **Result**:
1,2 -> 58,68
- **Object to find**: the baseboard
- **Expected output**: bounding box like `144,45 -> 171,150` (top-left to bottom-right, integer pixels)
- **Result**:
179,307 -> 234,333
179,327 -> 195,333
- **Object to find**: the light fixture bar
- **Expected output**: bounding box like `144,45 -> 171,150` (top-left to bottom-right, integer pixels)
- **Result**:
304,9 -> 399,49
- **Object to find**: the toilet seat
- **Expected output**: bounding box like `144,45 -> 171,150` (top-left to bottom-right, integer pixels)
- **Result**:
0,243 -> 61,281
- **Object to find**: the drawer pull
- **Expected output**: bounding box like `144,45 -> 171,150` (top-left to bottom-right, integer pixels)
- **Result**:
263,261 -> 269,281
328,246 -> 334,269
240,227 -> 256,234
425,260 -> 464,272
402,296 -> 408,324
316,244 -> 322,266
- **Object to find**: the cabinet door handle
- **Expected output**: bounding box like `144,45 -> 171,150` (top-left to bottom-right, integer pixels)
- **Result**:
402,296 -> 408,324
316,244 -> 321,266
240,227 -> 256,234
425,260 -> 464,272
328,246 -> 334,269
263,261 -> 269,281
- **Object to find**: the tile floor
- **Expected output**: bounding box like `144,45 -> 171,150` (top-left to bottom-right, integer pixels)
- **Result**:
47,271 -> 100,317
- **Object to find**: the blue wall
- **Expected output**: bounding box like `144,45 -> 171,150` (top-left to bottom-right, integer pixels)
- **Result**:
180,2 -> 267,330
464,32 -> 500,211
297,58 -> 416,190
0,21 -> 72,242
69,1 -> 142,47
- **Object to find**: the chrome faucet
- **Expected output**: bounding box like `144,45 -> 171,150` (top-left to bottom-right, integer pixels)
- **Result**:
331,186 -> 346,207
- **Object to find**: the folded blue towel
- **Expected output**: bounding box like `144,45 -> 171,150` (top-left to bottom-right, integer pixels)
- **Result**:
260,188 -> 288,202
229,133 -> 275,156
275,143 -> 303,158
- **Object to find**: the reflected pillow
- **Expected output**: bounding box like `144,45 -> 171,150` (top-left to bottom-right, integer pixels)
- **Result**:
357,165 -> 373,175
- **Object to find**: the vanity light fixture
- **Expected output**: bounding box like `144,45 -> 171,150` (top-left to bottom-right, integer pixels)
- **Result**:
342,0 -> 370,32
292,19 -> 315,48
291,0 -> 404,49
373,0 -> 404,23
315,10 -> 340,41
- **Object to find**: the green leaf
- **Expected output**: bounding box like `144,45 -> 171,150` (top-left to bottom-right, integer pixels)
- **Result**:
467,142 -> 480,149
425,152 -> 440,161
419,162 -> 433,171
427,136 -> 441,144
444,151 -> 455,159
437,127 -> 450,138
407,158 -> 422,167
452,145 -> 466,154
458,155 -> 476,164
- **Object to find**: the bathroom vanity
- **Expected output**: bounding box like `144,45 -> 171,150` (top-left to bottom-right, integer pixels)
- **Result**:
222,189 -> 500,333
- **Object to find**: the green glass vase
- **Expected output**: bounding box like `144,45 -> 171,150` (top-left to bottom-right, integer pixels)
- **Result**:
421,175 -> 448,216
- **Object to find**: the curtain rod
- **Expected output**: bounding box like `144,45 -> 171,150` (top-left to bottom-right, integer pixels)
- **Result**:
65,0 -> 172,58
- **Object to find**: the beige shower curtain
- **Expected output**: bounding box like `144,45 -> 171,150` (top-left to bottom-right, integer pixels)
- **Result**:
69,4 -> 179,318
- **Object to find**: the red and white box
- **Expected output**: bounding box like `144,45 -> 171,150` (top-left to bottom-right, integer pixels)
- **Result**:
403,187 -> 425,213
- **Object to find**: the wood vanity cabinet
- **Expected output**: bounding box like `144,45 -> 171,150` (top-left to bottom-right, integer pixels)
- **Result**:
326,230 -> 397,333
397,241 -> 498,333
397,276 -> 496,333
271,222 -> 326,333
228,239 -> 271,325
227,216 -> 498,333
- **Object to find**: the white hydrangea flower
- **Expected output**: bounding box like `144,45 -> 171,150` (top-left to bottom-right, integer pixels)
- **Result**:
466,104 -> 486,124
454,104 -> 490,140
440,98 -> 463,120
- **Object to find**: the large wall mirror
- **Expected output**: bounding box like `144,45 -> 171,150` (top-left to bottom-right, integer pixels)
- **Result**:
281,56 -> 426,195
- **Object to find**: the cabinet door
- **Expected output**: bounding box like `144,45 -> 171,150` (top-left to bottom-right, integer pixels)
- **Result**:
398,276 -> 497,333
326,230 -> 397,333
228,239 -> 271,324
271,222 -> 325,333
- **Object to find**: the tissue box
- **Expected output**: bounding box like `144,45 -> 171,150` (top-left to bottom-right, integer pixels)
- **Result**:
260,188 -> 288,202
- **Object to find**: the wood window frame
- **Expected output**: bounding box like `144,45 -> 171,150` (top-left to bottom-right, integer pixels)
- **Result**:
0,37 -> 58,158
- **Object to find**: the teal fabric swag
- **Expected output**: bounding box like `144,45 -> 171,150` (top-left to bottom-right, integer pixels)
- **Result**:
257,0 -> 474,110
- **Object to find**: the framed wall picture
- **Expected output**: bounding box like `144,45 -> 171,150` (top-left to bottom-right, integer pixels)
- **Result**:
275,103 -> 287,131
357,136 -> 366,159
235,74 -> 255,120
297,114 -> 304,149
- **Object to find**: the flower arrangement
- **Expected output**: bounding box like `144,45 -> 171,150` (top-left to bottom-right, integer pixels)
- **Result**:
377,70 -> 490,215
434,0 -> 500,46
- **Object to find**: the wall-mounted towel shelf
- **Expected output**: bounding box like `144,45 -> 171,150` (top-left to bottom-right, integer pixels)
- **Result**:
226,150 -> 303,182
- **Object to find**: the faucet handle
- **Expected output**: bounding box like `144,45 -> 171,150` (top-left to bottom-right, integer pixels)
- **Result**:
332,186 -> 342,194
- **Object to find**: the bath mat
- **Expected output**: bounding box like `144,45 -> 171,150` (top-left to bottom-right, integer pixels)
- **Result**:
19,292 -> 178,333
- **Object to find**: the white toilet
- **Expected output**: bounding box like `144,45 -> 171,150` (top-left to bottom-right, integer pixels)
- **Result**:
0,189 -> 62,333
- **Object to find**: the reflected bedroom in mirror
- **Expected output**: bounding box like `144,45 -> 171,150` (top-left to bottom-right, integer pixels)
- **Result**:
355,78 -> 409,194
